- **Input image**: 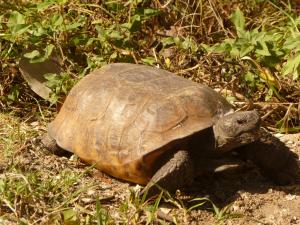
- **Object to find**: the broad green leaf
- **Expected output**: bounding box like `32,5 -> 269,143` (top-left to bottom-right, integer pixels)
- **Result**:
230,8 -> 245,36
9,24 -> 30,35
173,37 -> 182,46
44,44 -> 55,59
30,44 -> 55,63
239,44 -> 254,57
65,21 -> 84,30
108,30 -> 122,40
244,71 -> 255,83
24,50 -> 40,59
135,8 -> 160,19
143,8 -> 160,17
7,11 -> 30,36
282,51 -> 300,79
129,15 -> 141,32
255,41 -> 271,56
283,35 -> 300,51
7,11 -> 25,27
161,37 -> 175,47
210,41 -> 234,54
33,24 -> 47,36
141,57 -> 156,65
51,14 -> 63,29
36,1 -> 54,11
181,37 -> 198,52
62,209 -> 79,225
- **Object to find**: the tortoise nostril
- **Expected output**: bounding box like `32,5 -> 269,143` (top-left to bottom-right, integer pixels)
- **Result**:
237,118 -> 247,124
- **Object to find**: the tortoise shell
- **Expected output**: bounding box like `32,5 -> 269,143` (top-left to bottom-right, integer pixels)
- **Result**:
48,63 -> 234,184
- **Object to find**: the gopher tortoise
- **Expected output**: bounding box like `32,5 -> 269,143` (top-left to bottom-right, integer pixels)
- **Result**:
43,63 -> 300,195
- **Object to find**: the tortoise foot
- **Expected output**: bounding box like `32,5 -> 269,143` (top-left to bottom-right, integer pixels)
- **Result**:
41,133 -> 72,157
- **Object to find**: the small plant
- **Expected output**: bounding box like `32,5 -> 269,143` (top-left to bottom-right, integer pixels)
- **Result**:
188,197 -> 243,225
95,199 -> 110,225
206,5 -> 300,90
212,203 -> 243,225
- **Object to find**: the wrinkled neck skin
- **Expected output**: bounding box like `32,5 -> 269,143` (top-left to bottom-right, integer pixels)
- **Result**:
213,124 -> 259,152
213,111 -> 261,152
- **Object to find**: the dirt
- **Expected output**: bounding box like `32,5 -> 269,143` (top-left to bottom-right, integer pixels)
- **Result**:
174,133 -> 300,224
72,132 -> 300,225
102,133 -> 300,225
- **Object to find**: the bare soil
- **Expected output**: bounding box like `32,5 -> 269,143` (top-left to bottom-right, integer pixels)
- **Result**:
182,133 -> 300,225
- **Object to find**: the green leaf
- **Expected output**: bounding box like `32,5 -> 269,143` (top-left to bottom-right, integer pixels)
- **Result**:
244,71 -> 255,84
108,30 -> 122,40
6,11 -> 30,36
135,8 -> 161,19
30,44 -> 55,63
143,8 -> 160,17
95,199 -> 109,225
230,8 -> 245,36
7,11 -> 26,27
6,85 -> 20,102
283,35 -> 300,51
239,44 -> 254,57
10,24 -> 30,35
56,0 -> 68,5
33,25 -> 47,36
188,197 -> 209,212
62,209 -> 79,225
51,14 -> 63,29
141,57 -> 156,65
36,1 -> 54,11
129,15 -> 141,32
65,22 -> 83,30
161,37 -> 175,47
0,179 -> 5,193
282,51 -> 300,79
255,41 -> 271,56
0,15 -> 3,29
181,37 -> 198,52
24,50 -> 40,59
265,88 -> 273,101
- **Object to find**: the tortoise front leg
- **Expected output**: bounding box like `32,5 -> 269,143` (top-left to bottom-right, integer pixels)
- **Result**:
41,133 -> 72,157
235,129 -> 300,185
141,150 -> 248,197
142,150 -> 194,197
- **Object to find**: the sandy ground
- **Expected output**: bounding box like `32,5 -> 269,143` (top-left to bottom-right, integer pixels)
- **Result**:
85,133 -> 300,224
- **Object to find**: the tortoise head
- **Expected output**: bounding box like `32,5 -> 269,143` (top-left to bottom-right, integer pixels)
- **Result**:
213,111 -> 261,152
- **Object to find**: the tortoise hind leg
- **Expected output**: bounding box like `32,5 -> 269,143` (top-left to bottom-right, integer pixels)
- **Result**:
142,150 -> 194,197
41,133 -> 72,157
235,129 -> 300,185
